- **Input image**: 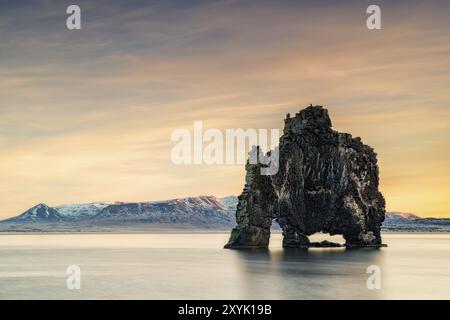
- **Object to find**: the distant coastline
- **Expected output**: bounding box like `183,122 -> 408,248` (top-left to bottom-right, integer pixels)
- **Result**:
1,195 -> 449,233
0,230 -> 449,235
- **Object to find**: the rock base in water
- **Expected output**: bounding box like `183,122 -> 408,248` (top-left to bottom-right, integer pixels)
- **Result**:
309,240 -> 343,248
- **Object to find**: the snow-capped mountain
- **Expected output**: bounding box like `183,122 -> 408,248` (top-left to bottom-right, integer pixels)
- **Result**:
219,195 -> 239,211
96,196 -> 235,227
3,203 -> 63,222
383,212 -> 450,232
55,202 -> 116,219
0,196 -> 238,231
385,212 -> 420,222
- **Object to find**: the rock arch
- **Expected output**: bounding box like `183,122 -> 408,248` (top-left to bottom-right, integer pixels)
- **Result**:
225,105 -> 386,249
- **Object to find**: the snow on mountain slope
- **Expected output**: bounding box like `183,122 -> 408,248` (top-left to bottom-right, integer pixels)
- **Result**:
147,196 -> 226,212
219,196 -> 238,211
385,212 -> 420,222
3,203 -> 62,222
0,196 -> 237,229
96,196 -> 235,227
55,202 -> 114,218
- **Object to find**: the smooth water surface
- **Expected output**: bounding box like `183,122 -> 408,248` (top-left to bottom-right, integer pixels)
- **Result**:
0,233 -> 449,299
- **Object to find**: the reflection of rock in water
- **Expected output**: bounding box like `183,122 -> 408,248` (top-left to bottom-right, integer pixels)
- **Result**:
225,105 -> 386,249
231,244 -> 385,299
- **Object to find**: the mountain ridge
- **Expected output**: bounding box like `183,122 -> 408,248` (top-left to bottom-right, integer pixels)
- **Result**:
2,203 -> 63,222
0,196 -> 238,232
1,196 -> 449,232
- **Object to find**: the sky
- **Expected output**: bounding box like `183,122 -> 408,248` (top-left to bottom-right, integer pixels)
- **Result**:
0,0 -> 449,219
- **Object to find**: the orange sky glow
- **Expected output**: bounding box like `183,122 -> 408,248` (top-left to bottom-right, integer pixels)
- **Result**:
0,0 -> 449,218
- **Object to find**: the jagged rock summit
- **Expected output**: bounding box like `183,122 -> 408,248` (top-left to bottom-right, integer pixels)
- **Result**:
225,105 -> 386,249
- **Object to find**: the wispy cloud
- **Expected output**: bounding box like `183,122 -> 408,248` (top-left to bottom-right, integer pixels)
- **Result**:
1,0 -> 450,217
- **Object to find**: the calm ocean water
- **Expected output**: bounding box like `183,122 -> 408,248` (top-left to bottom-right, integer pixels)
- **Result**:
0,233 -> 449,299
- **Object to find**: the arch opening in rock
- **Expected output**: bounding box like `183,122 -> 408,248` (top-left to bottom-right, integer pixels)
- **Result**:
307,233 -> 345,248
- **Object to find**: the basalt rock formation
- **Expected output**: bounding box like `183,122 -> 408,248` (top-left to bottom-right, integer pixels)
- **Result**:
225,105 -> 386,249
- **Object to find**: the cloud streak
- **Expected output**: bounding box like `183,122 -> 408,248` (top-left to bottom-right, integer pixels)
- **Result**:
1,0 -> 450,217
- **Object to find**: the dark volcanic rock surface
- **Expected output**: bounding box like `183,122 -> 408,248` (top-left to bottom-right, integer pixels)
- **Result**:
225,105 -> 386,248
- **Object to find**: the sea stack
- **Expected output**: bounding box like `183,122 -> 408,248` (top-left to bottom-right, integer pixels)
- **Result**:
225,105 -> 386,248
